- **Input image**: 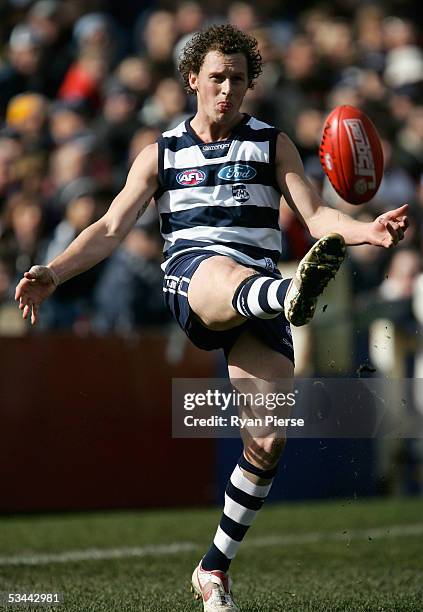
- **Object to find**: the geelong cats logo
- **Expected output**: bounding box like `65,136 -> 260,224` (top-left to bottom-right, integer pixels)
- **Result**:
232,183 -> 250,202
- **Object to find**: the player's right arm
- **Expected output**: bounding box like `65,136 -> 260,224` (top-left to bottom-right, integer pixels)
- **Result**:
15,143 -> 159,325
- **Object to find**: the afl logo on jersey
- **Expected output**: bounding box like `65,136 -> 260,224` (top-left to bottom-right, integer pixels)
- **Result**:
232,183 -> 250,202
176,168 -> 206,186
218,164 -> 257,181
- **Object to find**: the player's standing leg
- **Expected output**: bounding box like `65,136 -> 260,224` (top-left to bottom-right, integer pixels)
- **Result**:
192,332 -> 293,611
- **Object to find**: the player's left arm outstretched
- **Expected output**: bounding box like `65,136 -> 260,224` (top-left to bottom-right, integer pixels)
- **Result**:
276,132 -> 408,247
15,143 -> 159,325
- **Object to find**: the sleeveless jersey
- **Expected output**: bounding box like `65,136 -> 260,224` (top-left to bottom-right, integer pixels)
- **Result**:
155,114 -> 282,272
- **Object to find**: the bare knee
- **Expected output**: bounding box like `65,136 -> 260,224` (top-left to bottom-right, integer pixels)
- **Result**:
244,436 -> 286,471
188,257 -> 256,330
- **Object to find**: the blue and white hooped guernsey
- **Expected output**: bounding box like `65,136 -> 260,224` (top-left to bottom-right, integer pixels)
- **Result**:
155,114 -> 283,272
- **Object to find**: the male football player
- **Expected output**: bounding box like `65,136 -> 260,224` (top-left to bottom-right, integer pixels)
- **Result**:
16,25 -> 408,612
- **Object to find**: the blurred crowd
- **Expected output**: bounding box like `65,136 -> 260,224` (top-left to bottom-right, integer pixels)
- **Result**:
0,0 -> 422,353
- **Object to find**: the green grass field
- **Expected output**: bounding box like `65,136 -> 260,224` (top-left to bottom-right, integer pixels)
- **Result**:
0,497 -> 422,612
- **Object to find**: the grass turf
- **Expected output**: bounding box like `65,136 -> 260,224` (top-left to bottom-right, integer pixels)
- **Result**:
0,497 -> 422,611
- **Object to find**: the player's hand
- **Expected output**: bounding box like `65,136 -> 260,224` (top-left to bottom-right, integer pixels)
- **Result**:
14,265 -> 59,325
370,204 -> 409,248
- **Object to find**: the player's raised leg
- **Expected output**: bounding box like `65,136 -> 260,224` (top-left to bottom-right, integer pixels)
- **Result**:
192,331 -> 293,611
188,233 -> 346,332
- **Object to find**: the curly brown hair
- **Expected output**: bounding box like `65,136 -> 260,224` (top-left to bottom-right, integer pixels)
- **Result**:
178,24 -> 262,94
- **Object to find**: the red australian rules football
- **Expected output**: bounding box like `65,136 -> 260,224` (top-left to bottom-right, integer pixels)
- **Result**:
319,105 -> 384,204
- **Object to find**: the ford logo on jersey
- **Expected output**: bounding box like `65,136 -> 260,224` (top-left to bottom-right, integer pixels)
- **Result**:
176,169 -> 206,186
218,164 -> 257,181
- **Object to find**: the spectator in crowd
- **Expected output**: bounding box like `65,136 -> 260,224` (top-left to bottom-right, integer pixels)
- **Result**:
175,1 -> 205,37
49,142 -> 93,200
0,133 -> 22,226
114,56 -> 153,110
6,92 -> 50,152
272,34 -> 329,137
355,4 -> 385,61
41,178 -> 104,329
95,81 -> 140,168
44,178 -> 99,263
73,12 -> 116,66
139,77 -> 189,131
172,2 -> 206,68
0,253 -> 25,334
379,249 -> 421,303
93,220 -> 171,335
27,0 -> 73,98
227,2 -> 258,32
49,99 -> 91,147
355,248 -> 422,338
396,105 -> 423,181
0,25 -> 44,118
2,193 -> 46,279
115,126 -> 161,191
137,10 -> 177,80
59,48 -> 108,111
128,127 -> 161,166
374,139 -> 417,210
315,18 -> 357,70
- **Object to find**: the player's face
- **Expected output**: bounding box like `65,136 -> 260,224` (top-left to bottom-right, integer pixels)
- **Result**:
189,51 -> 249,125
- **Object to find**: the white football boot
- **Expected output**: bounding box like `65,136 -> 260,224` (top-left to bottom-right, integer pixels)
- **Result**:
191,563 -> 239,611
284,233 -> 346,326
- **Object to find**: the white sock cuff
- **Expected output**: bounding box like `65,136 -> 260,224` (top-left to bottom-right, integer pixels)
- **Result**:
231,465 -> 273,498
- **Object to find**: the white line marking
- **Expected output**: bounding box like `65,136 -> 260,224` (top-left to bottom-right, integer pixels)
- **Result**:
0,543 -> 198,567
0,523 -> 422,567
245,523 -> 423,548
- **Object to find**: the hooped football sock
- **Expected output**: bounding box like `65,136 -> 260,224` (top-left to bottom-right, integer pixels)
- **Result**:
232,274 -> 291,319
201,454 -> 278,572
